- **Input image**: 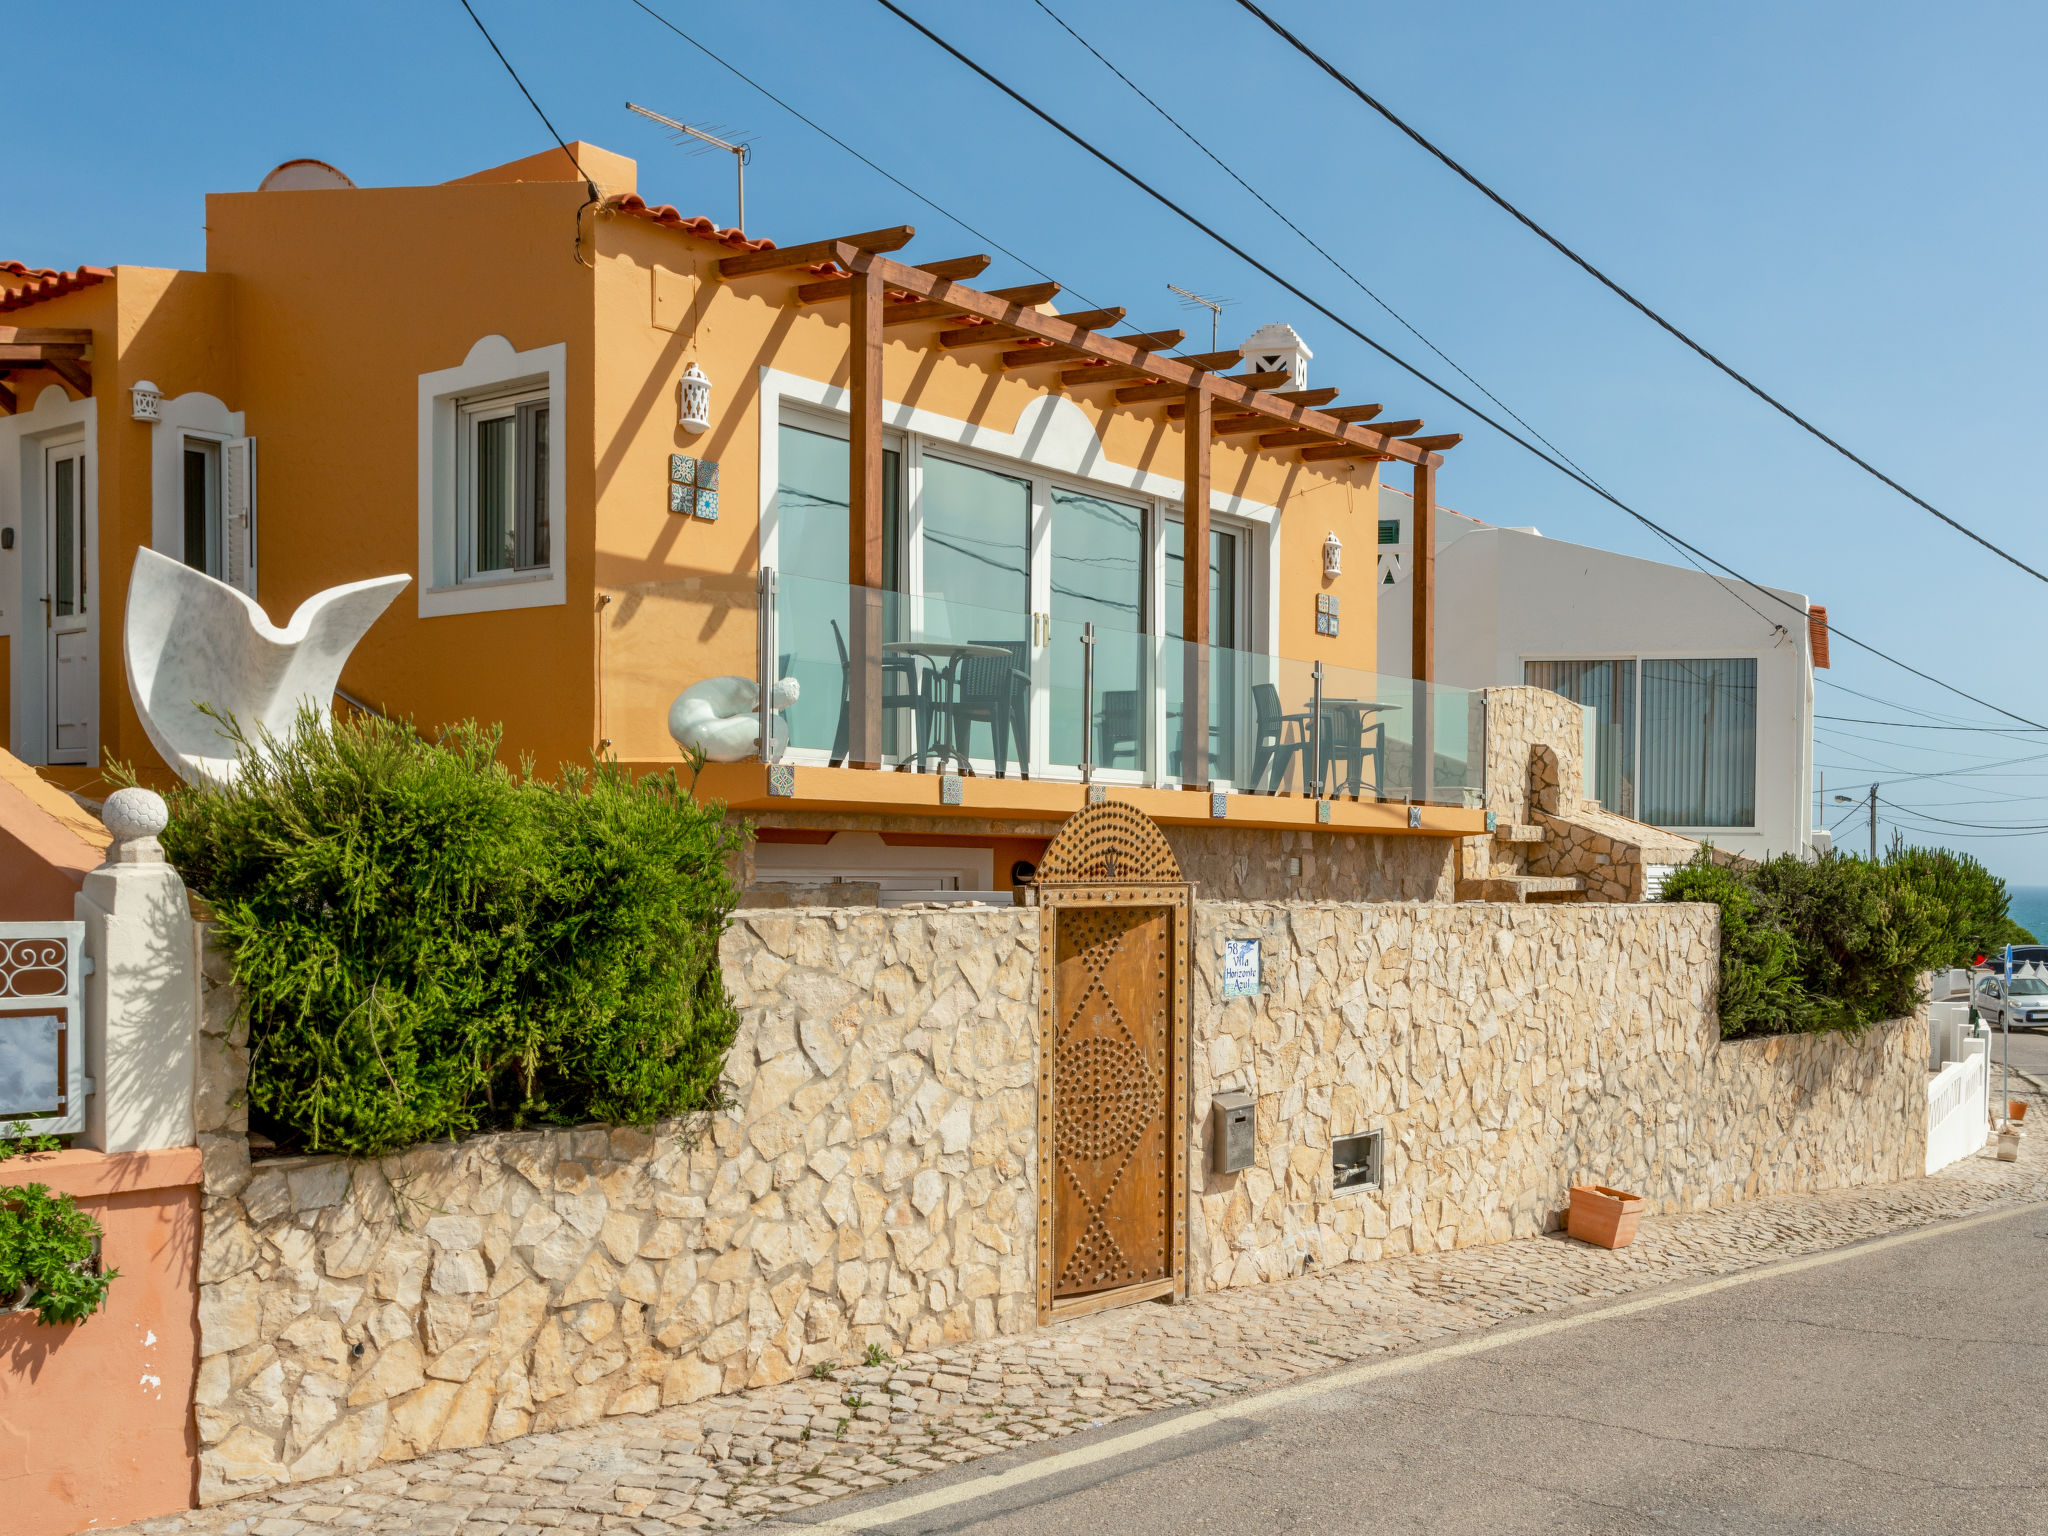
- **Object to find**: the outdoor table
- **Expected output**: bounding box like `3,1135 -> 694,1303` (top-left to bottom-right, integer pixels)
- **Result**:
881,640 -> 1012,774
1313,698 -> 1400,798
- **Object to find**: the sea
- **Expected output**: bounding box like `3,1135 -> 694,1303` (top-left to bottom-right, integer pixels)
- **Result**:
2011,888 -> 2048,944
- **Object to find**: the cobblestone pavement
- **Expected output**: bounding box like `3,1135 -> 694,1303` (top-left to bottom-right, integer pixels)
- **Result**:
125,1092 -> 2047,1536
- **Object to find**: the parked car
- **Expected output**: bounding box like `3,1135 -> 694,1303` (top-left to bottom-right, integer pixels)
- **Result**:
1974,973 -> 2048,1030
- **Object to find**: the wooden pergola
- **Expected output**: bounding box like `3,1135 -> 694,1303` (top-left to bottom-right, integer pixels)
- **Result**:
719,225 -> 1458,788
0,327 -> 93,415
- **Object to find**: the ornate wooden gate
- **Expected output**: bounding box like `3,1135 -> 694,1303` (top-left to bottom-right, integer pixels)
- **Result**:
1034,800 -> 1191,1322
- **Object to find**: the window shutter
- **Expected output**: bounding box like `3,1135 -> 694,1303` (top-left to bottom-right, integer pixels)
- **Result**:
224,437 -> 258,596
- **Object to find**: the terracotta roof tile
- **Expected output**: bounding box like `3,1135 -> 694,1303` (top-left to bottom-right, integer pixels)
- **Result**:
0,264 -> 111,313
609,196 -> 774,252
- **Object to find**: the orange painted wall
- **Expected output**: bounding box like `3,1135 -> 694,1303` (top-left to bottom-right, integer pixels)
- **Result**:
586,190 -> 1388,769
0,1147 -> 203,1536
202,178 -> 601,776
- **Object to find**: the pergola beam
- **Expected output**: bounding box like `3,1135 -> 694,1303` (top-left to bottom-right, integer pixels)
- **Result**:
1126,369 -> 1282,404
795,254 -> 989,303
0,327 -> 92,347
873,254 -> 1437,461
718,226 -> 915,278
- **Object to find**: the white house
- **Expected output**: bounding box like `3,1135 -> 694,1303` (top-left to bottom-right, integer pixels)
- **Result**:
1376,486 -> 1826,862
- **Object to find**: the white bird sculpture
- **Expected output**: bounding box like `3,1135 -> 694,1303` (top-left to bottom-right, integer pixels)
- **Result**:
124,547 -> 410,786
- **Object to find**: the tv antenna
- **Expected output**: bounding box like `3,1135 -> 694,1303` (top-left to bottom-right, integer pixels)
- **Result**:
627,102 -> 754,233
1167,284 -> 1234,350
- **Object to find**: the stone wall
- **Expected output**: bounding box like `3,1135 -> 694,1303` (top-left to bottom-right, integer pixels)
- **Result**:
1165,826 -> 1453,902
191,910 -> 1037,1505
193,899 -> 1926,1497
1187,901 -> 1926,1288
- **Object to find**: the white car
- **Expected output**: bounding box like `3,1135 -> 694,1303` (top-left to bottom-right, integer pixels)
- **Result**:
1974,972 -> 2048,1031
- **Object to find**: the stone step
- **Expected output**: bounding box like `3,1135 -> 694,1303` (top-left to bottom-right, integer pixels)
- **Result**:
1472,874 -> 1586,904
1493,823 -> 1545,845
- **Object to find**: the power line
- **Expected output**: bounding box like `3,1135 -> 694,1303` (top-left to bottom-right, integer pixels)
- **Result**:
1818,714 -> 2048,733
864,0 -> 2048,733
454,0 -> 597,266
1028,0 -> 1790,646
1228,0 -> 2048,590
619,0 -> 1092,304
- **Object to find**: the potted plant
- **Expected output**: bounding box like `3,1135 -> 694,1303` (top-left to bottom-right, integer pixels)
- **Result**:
1567,1184 -> 1647,1249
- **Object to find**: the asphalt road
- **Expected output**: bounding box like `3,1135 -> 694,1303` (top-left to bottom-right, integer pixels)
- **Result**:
793,1202 -> 2048,1536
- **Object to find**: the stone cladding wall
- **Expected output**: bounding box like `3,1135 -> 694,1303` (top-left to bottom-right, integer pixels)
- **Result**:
1165,826 -> 1453,902
1187,901 -> 1926,1290
191,899 -> 1924,1498
190,910 -> 1037,1505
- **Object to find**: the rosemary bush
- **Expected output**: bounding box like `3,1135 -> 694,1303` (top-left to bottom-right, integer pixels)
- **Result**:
156,713 -> 746,1156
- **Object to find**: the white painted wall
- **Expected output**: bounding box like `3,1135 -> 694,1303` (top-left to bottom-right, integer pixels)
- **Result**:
1378,490 -> 1817,861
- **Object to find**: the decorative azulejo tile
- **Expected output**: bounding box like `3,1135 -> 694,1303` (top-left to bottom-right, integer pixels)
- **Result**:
1408,805 -> 1422,829
670,454 -> 696,485
767,764 -> 796,798
1087,784 -> 1108,805
940,773 -> 964,806
1211,790 -> 1229,819
670,484 -> 696,515
697,459 -> 719,490
1317,799 -> 1332,824
694,489 -> 719,521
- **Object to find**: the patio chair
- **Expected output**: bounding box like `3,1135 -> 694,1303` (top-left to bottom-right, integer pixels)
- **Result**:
950,640 -> 1032,777
829,620 -> 934,768
1318,704 -> 1387,799
1097,689 -> 1142,769
1250,682 -> 1313,793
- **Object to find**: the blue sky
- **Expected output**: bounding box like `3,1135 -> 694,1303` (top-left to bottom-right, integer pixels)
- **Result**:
13,1 -> 2048,881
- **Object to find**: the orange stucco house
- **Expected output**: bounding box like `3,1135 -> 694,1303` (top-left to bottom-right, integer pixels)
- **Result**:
0,143 -> 1483,901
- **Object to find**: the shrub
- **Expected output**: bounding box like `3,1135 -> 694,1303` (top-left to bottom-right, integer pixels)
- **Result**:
153,712 -> 746,1157
1664,842 -> 2034,1039
0,1183 -> 116,1326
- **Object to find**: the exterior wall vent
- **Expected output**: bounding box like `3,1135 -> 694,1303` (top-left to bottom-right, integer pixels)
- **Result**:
1333,1129 -> 1382,1193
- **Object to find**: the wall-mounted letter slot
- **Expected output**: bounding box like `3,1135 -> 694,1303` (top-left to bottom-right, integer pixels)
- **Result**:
1211,1091 -> 1255,1174
1333,1130 -> 1382,1193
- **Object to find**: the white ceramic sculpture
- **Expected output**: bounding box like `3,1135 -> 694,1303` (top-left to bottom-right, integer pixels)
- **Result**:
124,547 -> 410,786
668,675 -> 798,763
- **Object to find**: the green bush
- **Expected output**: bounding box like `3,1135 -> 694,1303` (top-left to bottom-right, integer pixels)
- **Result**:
1663,842 -> 2029,1039
1883,841 -> 2036,965
154,713 -> 746,1157
0,1183 -> 116,1326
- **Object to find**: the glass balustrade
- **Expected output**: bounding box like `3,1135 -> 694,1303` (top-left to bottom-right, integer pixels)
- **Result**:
735,570 -> 1484,805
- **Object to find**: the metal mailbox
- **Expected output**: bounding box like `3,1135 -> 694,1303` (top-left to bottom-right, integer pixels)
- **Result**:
1211,1091 -> 1255,1174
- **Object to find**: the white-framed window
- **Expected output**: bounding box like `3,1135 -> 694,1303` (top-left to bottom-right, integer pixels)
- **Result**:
418,335 -> 566,618
765,392 -> 1262,787
457,391 -> 550,580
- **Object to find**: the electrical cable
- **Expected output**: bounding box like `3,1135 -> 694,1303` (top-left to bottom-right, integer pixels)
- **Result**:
1879,798 -> 2048,832
455,0 -> 598,266
1028,0 -> 1790,646
1818,714 -> 2047,733
1229,0 -> 2048,589
619,0 -> 1105,307
864,0 -> 2047,733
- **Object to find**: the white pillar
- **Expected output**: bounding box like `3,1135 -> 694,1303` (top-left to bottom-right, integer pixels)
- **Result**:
77,787 -> 198,1154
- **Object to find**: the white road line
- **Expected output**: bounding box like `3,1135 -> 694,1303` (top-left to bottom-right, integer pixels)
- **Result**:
798,1199 -> 2040,1532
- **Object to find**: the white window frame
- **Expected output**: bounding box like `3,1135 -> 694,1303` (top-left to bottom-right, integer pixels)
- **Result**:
419,335 -> 566,618
759,372 -> 1271,787
180,432 -> 225,578
456,388 -> 550,583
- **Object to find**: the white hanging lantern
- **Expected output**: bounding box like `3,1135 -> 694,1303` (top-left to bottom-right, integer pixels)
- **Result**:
678,362 -> 712,434
1323,529 -> 1342,577
131,380 -> 162,422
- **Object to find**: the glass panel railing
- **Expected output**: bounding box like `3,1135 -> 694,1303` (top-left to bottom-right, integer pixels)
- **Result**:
598,573 -> 762,764
746,567 -> 1481,805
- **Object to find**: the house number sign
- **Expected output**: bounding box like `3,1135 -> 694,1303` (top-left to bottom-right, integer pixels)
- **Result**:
1221,937 -> 1261,998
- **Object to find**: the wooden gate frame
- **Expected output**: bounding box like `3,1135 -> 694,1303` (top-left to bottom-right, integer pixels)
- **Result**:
1033,799 -> 1192,1324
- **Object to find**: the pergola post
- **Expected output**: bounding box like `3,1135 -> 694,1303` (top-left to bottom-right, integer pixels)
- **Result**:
1411,456 -> 1437,804
848,261 -> 886,769
1182,383 -> 1211,791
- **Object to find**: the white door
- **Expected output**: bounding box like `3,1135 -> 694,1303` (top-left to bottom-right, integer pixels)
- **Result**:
43,444 -> 91,764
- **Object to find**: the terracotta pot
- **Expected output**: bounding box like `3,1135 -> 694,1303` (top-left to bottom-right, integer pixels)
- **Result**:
1568,1184 -> 1647,1249
2010,1100 -> 2030,1123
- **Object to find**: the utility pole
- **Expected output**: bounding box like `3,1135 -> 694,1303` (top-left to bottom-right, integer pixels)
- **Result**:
1868,782 -> 1878,861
